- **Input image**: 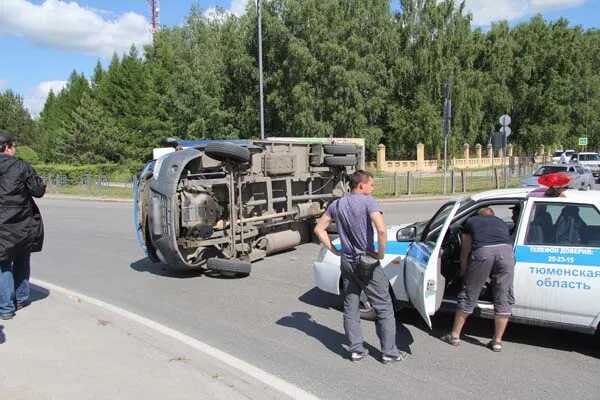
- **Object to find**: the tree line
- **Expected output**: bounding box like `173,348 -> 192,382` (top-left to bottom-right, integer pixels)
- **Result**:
1,0 -> 599,165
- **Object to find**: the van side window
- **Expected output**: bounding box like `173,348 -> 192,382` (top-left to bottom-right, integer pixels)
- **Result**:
525,203 -> 600,246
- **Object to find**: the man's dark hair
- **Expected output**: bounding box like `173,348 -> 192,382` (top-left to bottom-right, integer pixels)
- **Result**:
0,129 -> 16,153
350,169 -> 373,190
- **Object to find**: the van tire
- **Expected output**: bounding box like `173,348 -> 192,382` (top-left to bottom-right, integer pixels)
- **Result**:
326,221 -> 338,234
323,144 -> 357,155
205,142 -> 251,164
207,257 -> 251,277
324,155 -> 357,167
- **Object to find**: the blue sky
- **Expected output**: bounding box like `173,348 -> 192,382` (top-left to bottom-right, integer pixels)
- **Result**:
0,0 -> 598,116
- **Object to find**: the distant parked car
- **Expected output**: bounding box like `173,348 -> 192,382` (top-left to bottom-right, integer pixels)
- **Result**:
552,149 -> 575,164
522,164 -> 593,190
571,152 -> 600,182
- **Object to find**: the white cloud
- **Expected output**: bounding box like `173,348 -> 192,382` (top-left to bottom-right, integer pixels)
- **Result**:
0,80 -> 8,91
463,0 -> 586,25
24,80 -> 67,117
0,0 -> 151,58
203,0 -> 249,20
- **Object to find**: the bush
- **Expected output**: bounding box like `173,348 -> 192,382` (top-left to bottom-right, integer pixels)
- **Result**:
124,161 -> 146,176
33,164 -> 121,182
16,146 -> 40,164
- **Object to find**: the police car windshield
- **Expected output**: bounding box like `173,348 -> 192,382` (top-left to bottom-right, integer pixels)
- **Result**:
424,198 -> 475,239
534,165 -> 567,176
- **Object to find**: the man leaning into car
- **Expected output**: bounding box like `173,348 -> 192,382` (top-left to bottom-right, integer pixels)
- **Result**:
314,170 -> 407,364
0,131 -> 46,320
441,207 -> 515,352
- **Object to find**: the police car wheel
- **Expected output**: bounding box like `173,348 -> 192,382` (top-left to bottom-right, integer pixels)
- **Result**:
359,291 -> 377,321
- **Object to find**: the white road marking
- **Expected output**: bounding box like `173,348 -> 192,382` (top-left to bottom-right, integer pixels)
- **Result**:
31,278 -> 320,400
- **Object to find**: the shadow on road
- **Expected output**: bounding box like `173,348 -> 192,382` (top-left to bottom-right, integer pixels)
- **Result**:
411,309 -> 600,359
296,288 -> 415,355
30,284 -> 50,303
276,311 -> 380,359
298,287 -> 343,312
129,258 -> 203,279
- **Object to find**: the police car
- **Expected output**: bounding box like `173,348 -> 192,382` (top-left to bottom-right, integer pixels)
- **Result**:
313,175 -> 600,335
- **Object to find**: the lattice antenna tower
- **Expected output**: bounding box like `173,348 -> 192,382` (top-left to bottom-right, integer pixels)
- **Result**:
148,0 -> 160,37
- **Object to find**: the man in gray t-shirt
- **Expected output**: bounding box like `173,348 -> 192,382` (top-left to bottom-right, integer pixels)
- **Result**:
314,170 -> 406,364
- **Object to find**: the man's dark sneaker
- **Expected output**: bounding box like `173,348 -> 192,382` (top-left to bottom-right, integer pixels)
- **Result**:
382,351 -> 408,365
0,313 -> 15,320
350,349 -> 369,362
16,301 -> 31,310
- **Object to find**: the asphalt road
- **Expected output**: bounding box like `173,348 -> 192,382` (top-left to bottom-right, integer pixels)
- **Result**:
31,197 -> 600,400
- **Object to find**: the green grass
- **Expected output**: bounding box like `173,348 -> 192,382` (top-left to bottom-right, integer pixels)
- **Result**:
373,174 -> 522,198
46,184 -> 133,198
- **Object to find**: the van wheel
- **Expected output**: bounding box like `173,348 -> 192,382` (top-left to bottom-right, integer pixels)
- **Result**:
205,142 -> 251,163
326,221 -> 338,234
324,155 -> 357,167
206,257 -> 251,277
323,144 -> 357,155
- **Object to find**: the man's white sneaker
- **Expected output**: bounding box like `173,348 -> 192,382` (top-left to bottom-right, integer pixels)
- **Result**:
350,349 -> 369,362
382,351 -> 408,364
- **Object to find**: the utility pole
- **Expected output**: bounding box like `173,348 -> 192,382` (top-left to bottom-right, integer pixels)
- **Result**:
442,81 -> 452,195
499,114 -> 512,189
148,0 -> 160,42
257,0 -> 265,140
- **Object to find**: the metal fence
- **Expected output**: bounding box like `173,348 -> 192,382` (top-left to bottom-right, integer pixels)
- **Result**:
42,174 -> 136,197
41,162 -> 540,198
374,164 -> 537,197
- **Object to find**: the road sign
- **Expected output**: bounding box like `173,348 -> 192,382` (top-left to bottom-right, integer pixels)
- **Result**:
500,126 -> 512,136
578,137 -> 588,146
491,132 -> 505,149
499,114 -> 511,126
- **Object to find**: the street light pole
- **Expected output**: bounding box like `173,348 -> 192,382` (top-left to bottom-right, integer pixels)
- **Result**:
257,0 -> 265,140
443,81 -> 451,195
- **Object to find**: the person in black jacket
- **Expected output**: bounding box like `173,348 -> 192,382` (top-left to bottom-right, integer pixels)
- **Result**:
0,132 -> 46,319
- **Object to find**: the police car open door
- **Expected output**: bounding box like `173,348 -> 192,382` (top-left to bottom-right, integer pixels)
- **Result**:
404,201 -> 461,329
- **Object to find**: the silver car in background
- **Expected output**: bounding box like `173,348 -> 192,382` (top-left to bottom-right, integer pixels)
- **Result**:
571,152 -> 600,182
522,164 -> 594,190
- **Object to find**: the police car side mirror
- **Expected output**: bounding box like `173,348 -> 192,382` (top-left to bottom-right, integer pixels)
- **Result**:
397,226 -> 417,242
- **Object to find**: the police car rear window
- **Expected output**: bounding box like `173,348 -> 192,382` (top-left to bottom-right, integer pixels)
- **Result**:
525,203 -> 600,246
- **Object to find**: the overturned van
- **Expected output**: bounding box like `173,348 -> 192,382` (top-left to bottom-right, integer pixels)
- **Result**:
134,138 -> 362,276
